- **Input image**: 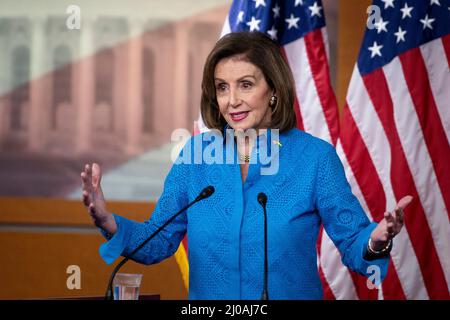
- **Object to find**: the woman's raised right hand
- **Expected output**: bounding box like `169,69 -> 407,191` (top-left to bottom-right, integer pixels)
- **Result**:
81,163 -> 117,235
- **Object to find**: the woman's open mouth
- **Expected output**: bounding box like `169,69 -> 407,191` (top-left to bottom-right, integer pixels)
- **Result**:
230,111 -> 249,122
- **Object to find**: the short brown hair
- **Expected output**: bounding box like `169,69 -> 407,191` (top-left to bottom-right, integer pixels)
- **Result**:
200,31 -> 297,132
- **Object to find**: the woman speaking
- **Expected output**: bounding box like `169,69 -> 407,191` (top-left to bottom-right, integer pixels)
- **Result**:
81,32 -> 412,299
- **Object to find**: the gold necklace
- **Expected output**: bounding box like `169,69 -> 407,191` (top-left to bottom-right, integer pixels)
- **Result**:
237,136 -> 253,163
238,153 -> 251,163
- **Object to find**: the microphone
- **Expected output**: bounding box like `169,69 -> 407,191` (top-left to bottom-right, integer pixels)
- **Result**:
105,185 -> 215,300
257,192 -> 269,300
196,185 -> 215,201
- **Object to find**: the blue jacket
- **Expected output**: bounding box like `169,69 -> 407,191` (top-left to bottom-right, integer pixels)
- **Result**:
99,127 -> 389,299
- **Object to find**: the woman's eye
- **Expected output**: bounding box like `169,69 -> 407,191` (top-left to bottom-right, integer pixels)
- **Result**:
242,82 -> 253,89
216,84 -> 227,92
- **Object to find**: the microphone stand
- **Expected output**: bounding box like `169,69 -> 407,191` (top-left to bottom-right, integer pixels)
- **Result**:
257,192 -> 269,300
105,186 -> 215,300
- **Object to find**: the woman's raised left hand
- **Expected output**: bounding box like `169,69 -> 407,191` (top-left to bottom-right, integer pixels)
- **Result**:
369,195 -> 413,251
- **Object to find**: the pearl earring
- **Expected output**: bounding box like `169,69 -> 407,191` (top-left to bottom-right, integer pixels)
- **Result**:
269,95 -> 277,107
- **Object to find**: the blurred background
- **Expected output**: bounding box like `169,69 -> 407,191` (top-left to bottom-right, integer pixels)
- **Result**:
0,0 -> 369,299
0,0 -> 232,200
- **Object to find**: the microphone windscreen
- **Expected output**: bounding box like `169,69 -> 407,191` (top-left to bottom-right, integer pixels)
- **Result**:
199,186 -> 215,199
257,192 -> 267,205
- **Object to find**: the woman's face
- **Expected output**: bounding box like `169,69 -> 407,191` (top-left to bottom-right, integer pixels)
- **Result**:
214,55 -> 273,132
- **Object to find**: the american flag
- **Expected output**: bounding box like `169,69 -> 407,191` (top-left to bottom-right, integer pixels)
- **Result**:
338,0 -> 450,299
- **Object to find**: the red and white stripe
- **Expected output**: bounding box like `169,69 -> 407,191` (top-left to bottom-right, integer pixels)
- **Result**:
339,36 -> 450,299
283,27 -> 339,146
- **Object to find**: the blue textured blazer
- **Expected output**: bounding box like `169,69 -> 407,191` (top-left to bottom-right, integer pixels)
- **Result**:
99,127 -> 389,299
